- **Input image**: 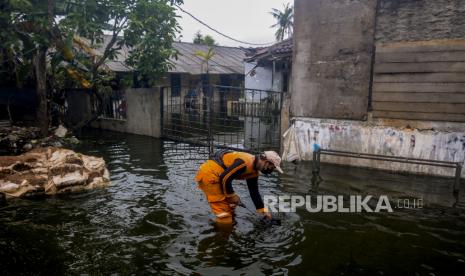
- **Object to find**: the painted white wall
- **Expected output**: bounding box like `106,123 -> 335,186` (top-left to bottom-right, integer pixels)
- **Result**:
272,71 -> 283,92
282,117 -> 465,178
245,62 -> 273,91
245,61 -> 282,102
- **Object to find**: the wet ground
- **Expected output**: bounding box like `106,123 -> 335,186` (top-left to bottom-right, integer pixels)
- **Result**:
1,129 -> 465,275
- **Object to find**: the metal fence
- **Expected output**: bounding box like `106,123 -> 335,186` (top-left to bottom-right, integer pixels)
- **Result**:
161,85 -> 283,156
311,148 -> 463,202
91,90 -> 127,120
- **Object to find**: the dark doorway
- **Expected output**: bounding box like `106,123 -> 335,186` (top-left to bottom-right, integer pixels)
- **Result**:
219,75 -> 232,111
171,74 -> 181,97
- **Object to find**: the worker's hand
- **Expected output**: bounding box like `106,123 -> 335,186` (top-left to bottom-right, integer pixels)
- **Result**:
257,208 -> 272,220
263,211 -> 272,220
226,193 -> 241,208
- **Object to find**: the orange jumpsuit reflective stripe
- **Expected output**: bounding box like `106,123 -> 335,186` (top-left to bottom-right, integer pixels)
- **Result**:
195,152 -> 259,218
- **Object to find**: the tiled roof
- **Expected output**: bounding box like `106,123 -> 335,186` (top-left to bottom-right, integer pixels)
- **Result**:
245,38 -> 293,62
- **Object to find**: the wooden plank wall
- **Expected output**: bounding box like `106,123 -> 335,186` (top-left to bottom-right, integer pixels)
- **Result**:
372,40 -> 465,122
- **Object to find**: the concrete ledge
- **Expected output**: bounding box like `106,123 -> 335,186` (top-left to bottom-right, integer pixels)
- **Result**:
90,118 -> 127,133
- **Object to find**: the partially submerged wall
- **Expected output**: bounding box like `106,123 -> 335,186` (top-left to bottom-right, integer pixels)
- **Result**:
91,88 -> 161,138
288,0 -> 465,178
284,118 -> 465,178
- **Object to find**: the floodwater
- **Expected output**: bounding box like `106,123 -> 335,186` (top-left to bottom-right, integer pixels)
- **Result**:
1,129 -> 465,275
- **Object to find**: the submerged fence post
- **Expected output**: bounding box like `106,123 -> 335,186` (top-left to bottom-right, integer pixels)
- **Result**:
160,87 -> 164,136
454,163 -> 462,196
311,148 -> 321,186
208,85 -> 214,158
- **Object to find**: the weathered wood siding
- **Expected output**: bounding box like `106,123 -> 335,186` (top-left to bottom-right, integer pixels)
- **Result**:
372,40 -> 465,122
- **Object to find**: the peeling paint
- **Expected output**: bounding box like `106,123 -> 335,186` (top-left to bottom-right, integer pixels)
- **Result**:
284,118 -> 465,178
410,135 -> 415,148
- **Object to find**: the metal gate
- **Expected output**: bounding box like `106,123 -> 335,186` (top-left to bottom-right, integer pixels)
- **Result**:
161,85 -> 283,155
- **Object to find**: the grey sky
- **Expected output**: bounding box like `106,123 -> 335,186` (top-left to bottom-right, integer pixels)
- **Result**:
176,0 -> 293,47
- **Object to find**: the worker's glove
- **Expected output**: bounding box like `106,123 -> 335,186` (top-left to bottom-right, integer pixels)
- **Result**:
257,208 -> 272,220
226,193 -> 241,208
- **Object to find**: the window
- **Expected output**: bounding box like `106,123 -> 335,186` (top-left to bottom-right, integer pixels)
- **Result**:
171,74 -> 181,97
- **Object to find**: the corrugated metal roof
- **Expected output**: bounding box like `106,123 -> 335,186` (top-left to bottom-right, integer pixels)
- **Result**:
95,35 -> 132,72
169,42 -> 245,74
97,35 -> 245,74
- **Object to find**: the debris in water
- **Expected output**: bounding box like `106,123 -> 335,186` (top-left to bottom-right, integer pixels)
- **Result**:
0,147 -> 110,199
260,216 -> 281,226
54,125 -> 68,138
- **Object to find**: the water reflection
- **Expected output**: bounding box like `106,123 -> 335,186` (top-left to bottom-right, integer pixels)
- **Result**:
0,129 -> 464,275
243,115 -> 280,152
163,108 -> 281,152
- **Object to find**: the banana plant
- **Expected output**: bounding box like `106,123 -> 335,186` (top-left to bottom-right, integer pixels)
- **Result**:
194,47 -> 215,75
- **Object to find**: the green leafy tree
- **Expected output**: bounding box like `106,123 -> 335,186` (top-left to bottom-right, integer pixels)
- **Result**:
0,0 -> 35,88
0,0 -> 56,135
57,0 -> 184,92
192,31 -> 217,46
270,3 -> 294,41
202,35 -> 216,47
0,0 -> 183,134
193,31 -> 203,44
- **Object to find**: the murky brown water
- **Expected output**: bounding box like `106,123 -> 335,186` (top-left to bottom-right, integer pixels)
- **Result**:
1,129 -> 465,275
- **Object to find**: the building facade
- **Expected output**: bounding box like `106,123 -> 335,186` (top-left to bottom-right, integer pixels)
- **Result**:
284,0 -> 465,178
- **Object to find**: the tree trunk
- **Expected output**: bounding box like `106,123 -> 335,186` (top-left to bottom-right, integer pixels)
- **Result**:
34,48 -> 49,136
32,0 -> 54,136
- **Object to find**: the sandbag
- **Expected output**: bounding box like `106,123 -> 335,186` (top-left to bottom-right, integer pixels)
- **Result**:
0,147 -> 110,199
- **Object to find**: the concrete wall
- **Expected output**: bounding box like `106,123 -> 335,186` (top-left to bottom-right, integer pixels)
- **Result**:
91,88 -> 161,138
291,0 -> 377,120
290,0 -> 465,122
284,118 -> 465,178
272,71 -> 284,92
245,61 -> 286,102
375,0 -> 465,43
245,62 -> 273,92
287,0 -> 465,178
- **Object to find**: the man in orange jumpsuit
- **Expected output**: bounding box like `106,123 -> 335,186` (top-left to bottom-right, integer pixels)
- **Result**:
195,150 -> 283,224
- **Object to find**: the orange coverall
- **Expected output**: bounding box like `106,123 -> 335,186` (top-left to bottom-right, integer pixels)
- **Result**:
195,150 -> 266,219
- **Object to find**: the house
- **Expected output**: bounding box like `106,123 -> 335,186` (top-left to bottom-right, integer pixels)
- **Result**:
69,37 -> 247,139
97,37 -> 246,116
244,38 -> 292,100
162,42 -> 245,113
97,36 -> 246,87
227,40 -> 293,151
284,0 -> 465,179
